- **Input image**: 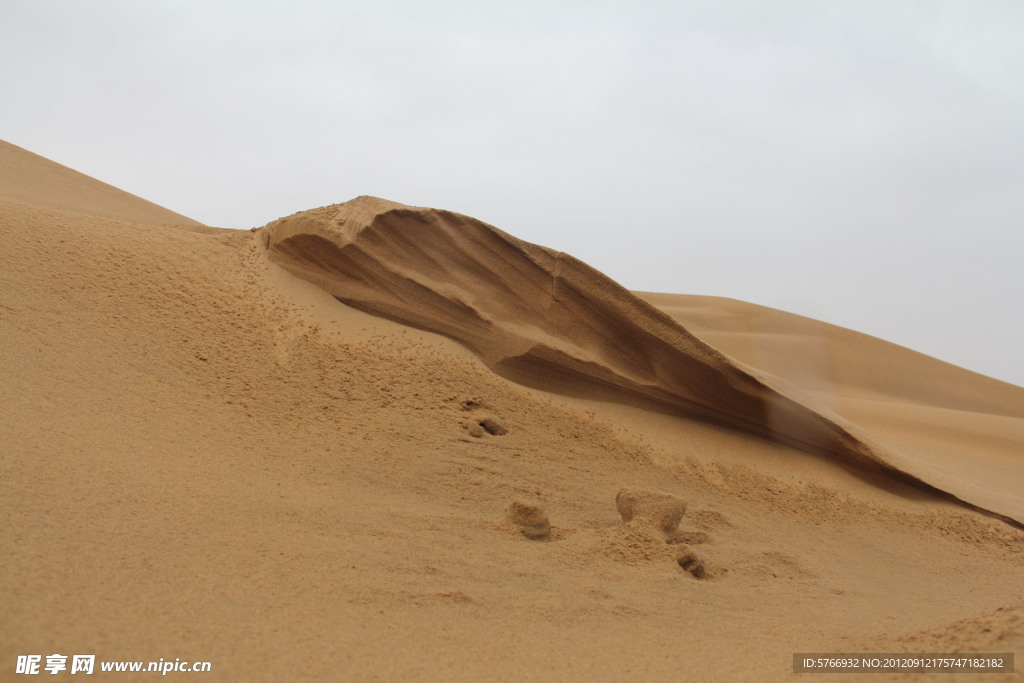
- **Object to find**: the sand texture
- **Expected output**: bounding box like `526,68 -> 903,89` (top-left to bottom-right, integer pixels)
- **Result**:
2,143 -> 1022,680
0,140 -> 202,226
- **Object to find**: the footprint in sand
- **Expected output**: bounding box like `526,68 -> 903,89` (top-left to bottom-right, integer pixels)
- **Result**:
676,549 -> 708,579
460,399 -> 508,438
614,488 -> 710,578
505,488 -> 712,578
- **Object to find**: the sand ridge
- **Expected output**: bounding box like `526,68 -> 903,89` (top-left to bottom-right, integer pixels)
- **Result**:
262,196 -> 1023,525
264,201 -> 885,460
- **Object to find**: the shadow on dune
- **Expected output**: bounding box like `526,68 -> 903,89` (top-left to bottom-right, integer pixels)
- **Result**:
262,196 -> 1020,526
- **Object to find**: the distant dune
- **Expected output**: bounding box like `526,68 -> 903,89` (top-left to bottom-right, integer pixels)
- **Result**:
639,292 -> 1024,526
2,141 -> 1021,680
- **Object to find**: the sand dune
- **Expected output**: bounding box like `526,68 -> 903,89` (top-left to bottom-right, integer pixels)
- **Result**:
0,139 -> 202,226
264,200 -> 881,457
264,197 -> 1023,524
639,292 -> 1024,526
638,292 -> 1024,416
2,143 -> 1022,680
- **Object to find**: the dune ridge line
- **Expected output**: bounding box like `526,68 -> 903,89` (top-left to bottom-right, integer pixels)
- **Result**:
262,197 -> 928,481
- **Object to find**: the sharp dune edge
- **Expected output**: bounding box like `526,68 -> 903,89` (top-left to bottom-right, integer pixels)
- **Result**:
264,199 -> 877,456
2,142 -> 1023,680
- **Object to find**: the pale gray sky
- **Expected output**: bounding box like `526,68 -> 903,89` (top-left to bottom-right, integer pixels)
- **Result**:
3,0 -> 1022,386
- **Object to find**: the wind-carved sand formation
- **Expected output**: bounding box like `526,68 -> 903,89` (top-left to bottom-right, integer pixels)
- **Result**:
262,196 -> 1022,522
263,198 -> 879,459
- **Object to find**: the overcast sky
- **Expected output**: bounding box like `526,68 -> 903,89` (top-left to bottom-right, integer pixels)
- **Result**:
3,1 -> 1022,386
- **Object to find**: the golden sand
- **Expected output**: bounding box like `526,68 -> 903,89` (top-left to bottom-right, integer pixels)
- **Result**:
2,140 -> 1021,680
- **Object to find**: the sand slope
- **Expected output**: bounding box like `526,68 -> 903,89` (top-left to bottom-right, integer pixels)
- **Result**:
637,292 -> 1023,415
2,145 -> 1022,680
639,293 -> 1024,526
0,139 -> 202,226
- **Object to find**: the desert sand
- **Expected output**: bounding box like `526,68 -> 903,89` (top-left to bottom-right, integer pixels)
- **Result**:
2,139 -> 1022,680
